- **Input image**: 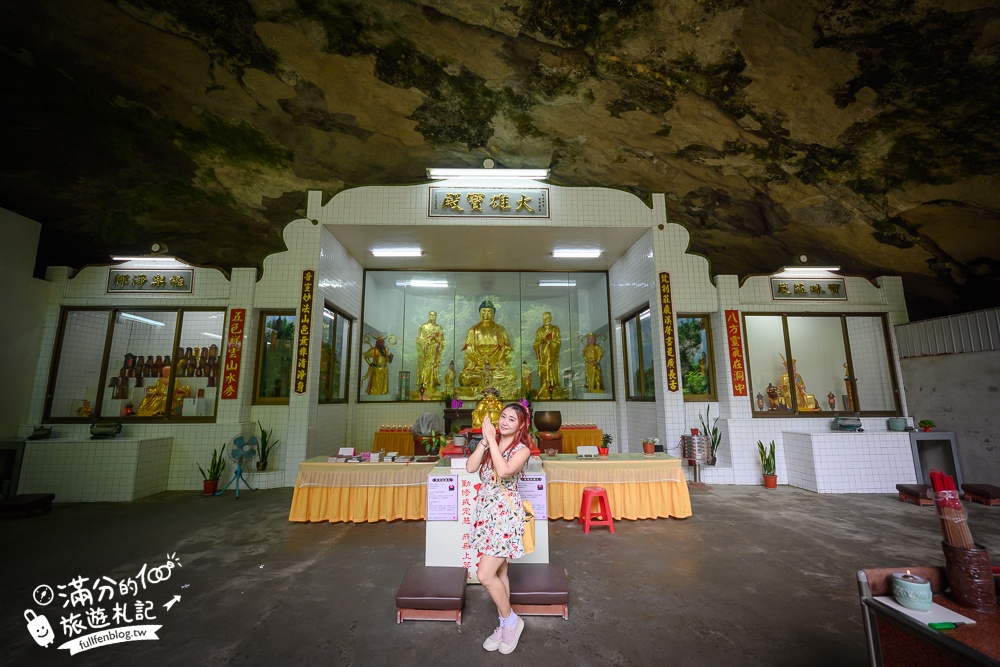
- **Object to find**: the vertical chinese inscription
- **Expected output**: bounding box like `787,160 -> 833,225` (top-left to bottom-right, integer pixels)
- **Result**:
725,310 -> 748,396
294,270 -> 316,395
658,272 -> 679,392
220,309 -> 245,400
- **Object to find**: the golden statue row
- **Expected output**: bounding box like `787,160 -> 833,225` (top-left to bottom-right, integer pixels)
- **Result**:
362,301 -> 607,399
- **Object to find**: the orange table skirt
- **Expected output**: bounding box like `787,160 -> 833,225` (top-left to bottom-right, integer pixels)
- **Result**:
559,429 -> 604,454
547,481 -> 692,520
289,485 -> 427,523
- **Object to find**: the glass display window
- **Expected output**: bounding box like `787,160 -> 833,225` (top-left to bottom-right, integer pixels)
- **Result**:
45,308 -> 224,421
319,305 -> 352,403
677,314 -> 717,401
745,312 -> 900,416
359,270 -> 612,402
623,306 -> 655,400
46,309 -> 111,419
254,311 -> 297,404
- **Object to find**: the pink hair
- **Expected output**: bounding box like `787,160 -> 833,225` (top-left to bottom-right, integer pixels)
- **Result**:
481,402 -> 532,472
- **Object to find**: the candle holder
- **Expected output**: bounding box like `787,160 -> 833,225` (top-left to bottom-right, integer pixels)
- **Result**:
891,571 -> 932,612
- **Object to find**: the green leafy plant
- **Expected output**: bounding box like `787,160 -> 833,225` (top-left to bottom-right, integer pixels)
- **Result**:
699,406 -> 721,457
198,446 -> 227,481
424,429 -> 447,454
757,440 -> 776,476
601,432 -> 613,448
258,421 -> 280,466
918,419 -> 936,429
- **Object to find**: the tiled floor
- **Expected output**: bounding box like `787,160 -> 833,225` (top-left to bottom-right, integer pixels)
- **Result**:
3,485 -> 998,666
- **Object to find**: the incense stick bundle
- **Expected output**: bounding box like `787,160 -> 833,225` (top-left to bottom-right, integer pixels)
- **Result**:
930,470 -> 974,549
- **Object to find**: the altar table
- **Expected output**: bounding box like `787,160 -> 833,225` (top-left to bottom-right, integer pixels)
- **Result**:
288,457 -> 437,523
371,431 -> 415,456
542,453 -> 691,520
558,428 -> 604,454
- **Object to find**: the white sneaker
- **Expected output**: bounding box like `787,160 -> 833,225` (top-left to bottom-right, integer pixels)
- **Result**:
498,616 -> 524,654
483,625 -> 503,651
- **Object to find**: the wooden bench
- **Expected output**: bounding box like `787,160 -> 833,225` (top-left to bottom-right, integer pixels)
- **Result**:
395,565 -> 467,624
0,493 -> 55,517
961,483 -> 1000,506
509,562 -> 569,620
895,484 -> 933,506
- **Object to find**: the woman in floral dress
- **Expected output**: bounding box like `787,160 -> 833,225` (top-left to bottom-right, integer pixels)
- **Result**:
466,402 -> 532,655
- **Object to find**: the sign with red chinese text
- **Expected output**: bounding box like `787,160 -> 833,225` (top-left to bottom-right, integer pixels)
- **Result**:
725,310 -> 748,396
428,187 -> 550,218
658,272 -> 679,392
294,270 -> 316,394
220,309 -> 245,399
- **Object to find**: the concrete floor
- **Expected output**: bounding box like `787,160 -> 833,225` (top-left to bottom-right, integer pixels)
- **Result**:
3,485 -> 998,666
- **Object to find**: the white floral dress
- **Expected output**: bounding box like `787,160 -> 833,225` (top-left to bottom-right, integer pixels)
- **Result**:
469,443 -> 527,559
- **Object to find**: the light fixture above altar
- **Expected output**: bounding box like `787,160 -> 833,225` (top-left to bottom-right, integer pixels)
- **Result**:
552,249 -> 602,258
371,247 -> 423,257
425,168 -> 549,180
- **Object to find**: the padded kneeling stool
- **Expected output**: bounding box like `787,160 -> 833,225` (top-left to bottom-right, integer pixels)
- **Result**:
0,493 -> 56,518
396,565 -> 467,625
509,563 -> 569,620
961,483 -> 1000,506
895,484 -> 933,506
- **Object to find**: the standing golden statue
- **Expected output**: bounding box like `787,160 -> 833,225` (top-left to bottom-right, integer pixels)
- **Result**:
414,311 -> 445,399
778,354 -> 819,411
580,332 -> 606,393
533,311 -> 563,399
362,333 -> 397,395
457,300 -> 517,399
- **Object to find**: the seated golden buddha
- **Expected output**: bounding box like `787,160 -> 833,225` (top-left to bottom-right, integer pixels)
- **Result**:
456,300 -> 518,400
778,355 -> 820,411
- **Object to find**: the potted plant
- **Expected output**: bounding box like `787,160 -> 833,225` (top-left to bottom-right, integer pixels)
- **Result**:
641,437 -> 658,455
257,421 -> 280,471
757,440 -> 777,489
599,432 -> 612,456
918,419 -> 936,433
198,446 -> 226,495
420,429 -> 447,457
699,406 -> 721,465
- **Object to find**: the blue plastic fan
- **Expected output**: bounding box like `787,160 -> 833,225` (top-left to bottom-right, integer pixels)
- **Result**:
216,434 -> 259,498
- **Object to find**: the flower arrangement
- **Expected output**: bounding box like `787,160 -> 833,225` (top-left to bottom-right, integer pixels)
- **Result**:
450,398 -> 463,409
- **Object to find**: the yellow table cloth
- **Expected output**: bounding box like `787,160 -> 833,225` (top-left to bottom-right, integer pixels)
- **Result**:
541,453 -> 691,520
371,431 -> 415,456
288,457 -> 437,523
559,428 -> 604,454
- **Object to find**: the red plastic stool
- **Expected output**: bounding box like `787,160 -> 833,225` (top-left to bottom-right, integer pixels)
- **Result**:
578,486 -> 614,534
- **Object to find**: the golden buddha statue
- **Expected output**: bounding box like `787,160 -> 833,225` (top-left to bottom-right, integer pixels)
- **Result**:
533,311 -> 563,399
581,332 -> 606,392
471,388 -> 504,428
778,354 -> 820,411
414,311 -> 444,399
362,334 -> 396,395
137,365 -> 191,416
457,300 -> 517,399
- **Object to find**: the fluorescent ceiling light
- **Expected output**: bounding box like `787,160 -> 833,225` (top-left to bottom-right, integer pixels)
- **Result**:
120,313 -> 165,327
201,332 -> 223,339
372,247 -> 423,257
323,310 -> 337,320
639,310 -> 650,320
426,168 -> 549,180
112,256 -> 184,264
538,280 -> 577,287
395,279 -> 450,288
776,266 -> 841,275
552,249 -> 602,258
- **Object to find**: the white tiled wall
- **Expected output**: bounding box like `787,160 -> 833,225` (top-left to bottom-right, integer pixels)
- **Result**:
784,430 -> 916,493
18,437 -> 173,502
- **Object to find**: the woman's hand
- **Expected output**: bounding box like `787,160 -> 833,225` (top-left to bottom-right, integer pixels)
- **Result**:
481,412 -> 497,444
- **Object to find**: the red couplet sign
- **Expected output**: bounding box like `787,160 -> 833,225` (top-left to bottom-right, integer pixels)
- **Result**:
220,309 -> 245,399
725,310 -> 747,396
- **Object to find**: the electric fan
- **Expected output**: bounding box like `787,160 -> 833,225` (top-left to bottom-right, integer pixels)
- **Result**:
215,434 -> 258,498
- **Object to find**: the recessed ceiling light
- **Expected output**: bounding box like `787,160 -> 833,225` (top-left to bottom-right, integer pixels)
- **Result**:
552,249 -> 602,258
426,168 -> 549,180
538,280 -> 577,287
372,247 -> 423,257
